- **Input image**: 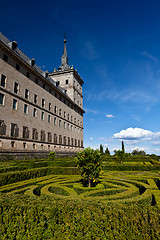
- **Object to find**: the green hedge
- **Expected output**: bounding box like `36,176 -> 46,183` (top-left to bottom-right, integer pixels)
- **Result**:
0,167 -> 80,187
102,164 -> 160,171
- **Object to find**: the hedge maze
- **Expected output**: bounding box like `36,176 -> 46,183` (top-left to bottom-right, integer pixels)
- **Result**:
1,155 -> 160,239
0,170 -> 160,207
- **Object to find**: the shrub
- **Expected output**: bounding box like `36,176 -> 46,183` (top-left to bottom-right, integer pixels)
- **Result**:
48,151 -> 55,161
76,148 -> 101,187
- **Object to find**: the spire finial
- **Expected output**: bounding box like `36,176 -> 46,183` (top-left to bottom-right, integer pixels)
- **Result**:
62,34 -> 68,65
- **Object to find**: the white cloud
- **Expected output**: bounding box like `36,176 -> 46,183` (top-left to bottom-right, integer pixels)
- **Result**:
84,108 -> 98,114
106,114 -> 114,118
90,137 -> 93,140
113,127 -> 160,140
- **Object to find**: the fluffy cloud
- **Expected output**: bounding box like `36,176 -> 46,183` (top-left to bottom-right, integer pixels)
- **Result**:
113,127 -> 160,140
106,114 -> 114,118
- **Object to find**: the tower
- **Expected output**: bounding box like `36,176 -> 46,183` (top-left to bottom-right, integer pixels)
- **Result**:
49,38 -> 84,109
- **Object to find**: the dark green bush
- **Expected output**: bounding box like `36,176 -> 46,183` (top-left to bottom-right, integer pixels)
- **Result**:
48,151 -> 55,160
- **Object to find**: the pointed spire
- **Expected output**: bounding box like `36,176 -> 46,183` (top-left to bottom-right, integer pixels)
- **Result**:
61,38 -> 68,66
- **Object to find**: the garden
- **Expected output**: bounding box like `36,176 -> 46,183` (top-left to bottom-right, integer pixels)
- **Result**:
0,149 -> 160,239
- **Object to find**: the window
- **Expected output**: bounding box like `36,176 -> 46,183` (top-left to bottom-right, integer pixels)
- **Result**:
23,143 -> 26,149
78,128 -> 79,133
71,125 -> 73,131
16,64 -> 20,71
59,120 -> 61,127
23,126 -> 29,139
49,89 -> 51,93
63,136 -> 66,145
49,103 -> 51,111
54,117 -> 57,125
64,122 -> 66,129
25,89 -> 29,99
68,137 -> 70,146
66,79 -> 68,84
35,79 -> 38,84
12,99 -> 17,110
48,115 -> 51,123
71,116 -> 73,122
78,140 -> 80,147
64,111 -> 66,118
32,128 -> 38,140
67,114 -> 69,121
14,82 -> 19,94
48,132 -> 52,142
41,99 -> 45,108
11,123 -> 19,137
11,141 -> 15,148
24,104 -> 28,114
3,54 -> 8,62
74,118 -> 76,124
78,120 -> 79,125
33,143 -> 36,149
33,108 -> 37,117
59,109 -> 62,116
0,93 -> 5,105
71,138 -> 73,146
26,72 -> 30,78
41,112 -> 44,120
0,120 -> 6,136
54,134 -> 57,143
81,141 -> 83,148
75,127 -> 76,133
54,106 -> 57,114
1,74 -> 6,87
43,83 -> 45,89
34,94 -> 38,104
59,135 -> 62,144
67,123 -> 69,130
41,130 -> 46,141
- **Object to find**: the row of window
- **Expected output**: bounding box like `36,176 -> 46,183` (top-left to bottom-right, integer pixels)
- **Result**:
0,94 -> 82,133
2,53 -> 83,116
0,120 -> 83,147
0,74 -> 82,125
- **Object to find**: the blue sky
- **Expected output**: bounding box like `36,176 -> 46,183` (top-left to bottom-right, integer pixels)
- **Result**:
1,0 -> 160,154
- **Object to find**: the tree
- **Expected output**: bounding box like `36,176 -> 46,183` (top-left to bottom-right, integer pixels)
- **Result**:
131,148 -> 146,156
116,150 -> 124,164
122,141 -> 125,153
100,144 -> 103,154
77,148 -> 102,187
105,147 -> 110,155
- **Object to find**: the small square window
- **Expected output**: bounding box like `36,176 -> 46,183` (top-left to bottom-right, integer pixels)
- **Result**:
1,74 -> 6,88
14,82 -> 19,94
34,94 -> 38,104
16,64 -> 20,71
54,117 -> 57,125
49,103 -> 51,111
41,111 -> 44,120
3,54 -> 8,62
24,104 -> 28,114
25,89 -> 29,99
0,93 -> 5,105
42,99 -> 45,108
12,99 -> 17,110
11,141 -> 15,148
33,108 -> 37,117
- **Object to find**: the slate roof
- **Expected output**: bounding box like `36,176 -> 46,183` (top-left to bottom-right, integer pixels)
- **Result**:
0,32 -> 67,95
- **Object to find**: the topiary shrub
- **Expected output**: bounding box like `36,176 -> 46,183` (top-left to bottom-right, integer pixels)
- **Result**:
48,152 -> 55,161
76,147 -> 102,187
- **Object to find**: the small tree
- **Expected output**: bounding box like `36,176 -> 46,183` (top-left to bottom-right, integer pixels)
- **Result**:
77,148 -> 102,187
115,150 -> 124,164
105,147 -> 110,155
48,151 -> 55,160
100,144 -> 103,154
122,141 -> 125,153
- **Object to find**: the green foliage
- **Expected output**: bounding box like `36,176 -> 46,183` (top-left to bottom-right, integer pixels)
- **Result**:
77,148 -> 102,187
132,149 -> 146,155
105,147 -> 110,155
122,140 -> 125,152
114,150 -> 124,163
48,151 -> 55,160
100,144 -> 103,154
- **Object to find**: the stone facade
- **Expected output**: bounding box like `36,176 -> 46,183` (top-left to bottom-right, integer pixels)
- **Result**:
0,33 -> 84,154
